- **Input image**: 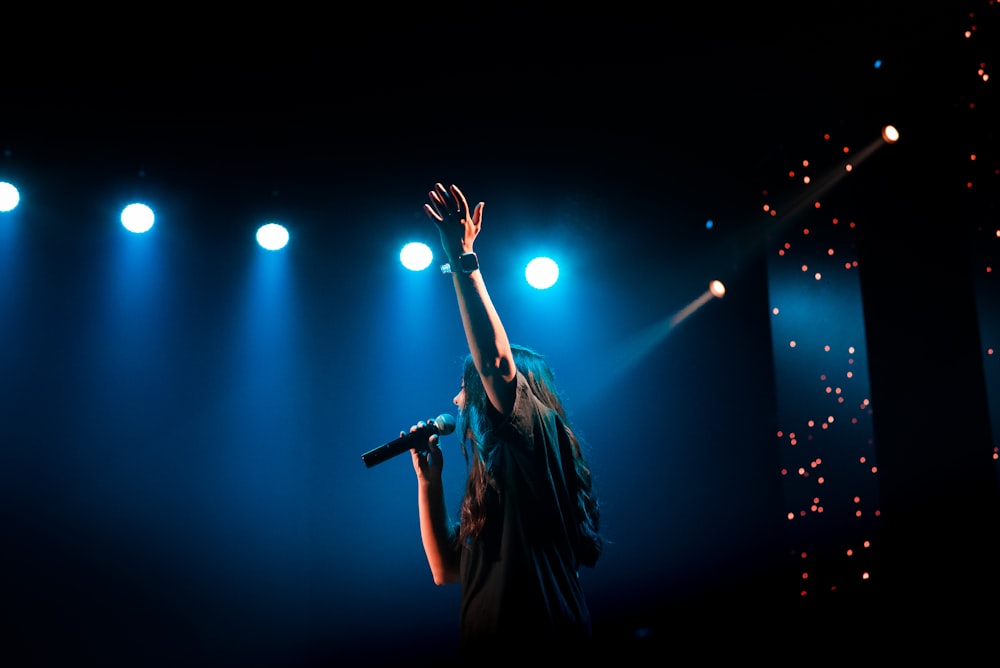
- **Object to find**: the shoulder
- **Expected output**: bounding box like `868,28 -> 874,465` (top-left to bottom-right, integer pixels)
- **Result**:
506,372 -> 558,437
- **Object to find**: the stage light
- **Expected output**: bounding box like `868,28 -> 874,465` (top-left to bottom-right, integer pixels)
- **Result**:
400,241 -> 433,271
525,256 -> 559,290
121,202 -> 154,233
0,181 -> 20,212
710,280 -> 726,298
256,223 -> 289,251
881,125 -> 899,143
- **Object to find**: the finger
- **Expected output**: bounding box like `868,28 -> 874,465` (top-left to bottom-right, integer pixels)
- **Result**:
427,190 -> 447,215
450,185 -> 470,217
433,182 -> 450,202
424,202 -> 443,222
471,201 -> 485,225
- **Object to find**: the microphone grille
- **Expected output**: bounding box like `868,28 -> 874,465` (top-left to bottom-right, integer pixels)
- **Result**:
435,413 -> 457,435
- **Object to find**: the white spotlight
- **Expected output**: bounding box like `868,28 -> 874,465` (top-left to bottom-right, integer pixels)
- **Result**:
121,202 -> 155,233
525,256 -> 559,290
400,241 -> 433,271
881,125 -> 899,143
257,223 -> 289,251
0,181 -> 20,212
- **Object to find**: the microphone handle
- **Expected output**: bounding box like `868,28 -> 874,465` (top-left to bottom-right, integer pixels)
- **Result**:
361,427 -> 435,469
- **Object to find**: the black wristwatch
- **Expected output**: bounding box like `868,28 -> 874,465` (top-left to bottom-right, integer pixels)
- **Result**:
457,252 -> 479,273
441,252 -> 479,274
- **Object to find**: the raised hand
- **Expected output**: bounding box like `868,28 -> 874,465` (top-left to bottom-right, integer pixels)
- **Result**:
423,183 -> 484,263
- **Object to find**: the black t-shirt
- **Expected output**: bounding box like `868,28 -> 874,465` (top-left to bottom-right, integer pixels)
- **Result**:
458,371 -> 592,652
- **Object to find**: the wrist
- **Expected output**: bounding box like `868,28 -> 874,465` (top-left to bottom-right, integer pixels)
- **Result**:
418,475 -> 444,492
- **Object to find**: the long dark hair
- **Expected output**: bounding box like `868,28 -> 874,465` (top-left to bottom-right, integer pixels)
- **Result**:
455,344 -> 602,567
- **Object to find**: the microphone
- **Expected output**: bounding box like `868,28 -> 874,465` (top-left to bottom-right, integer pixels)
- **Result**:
361,413 -> 456,469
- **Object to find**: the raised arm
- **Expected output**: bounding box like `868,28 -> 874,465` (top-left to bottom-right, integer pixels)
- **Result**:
424,183 -> 516,416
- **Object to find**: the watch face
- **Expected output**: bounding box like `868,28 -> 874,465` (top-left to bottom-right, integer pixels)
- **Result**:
459,253 -> 478,272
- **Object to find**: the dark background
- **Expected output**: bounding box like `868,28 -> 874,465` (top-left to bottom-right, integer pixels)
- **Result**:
2,4 -> 998,666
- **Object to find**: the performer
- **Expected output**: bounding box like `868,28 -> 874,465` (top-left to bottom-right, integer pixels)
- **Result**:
406,182 -> 603,658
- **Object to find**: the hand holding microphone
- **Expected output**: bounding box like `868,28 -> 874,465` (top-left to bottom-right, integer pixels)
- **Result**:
362,413 -> 456,469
